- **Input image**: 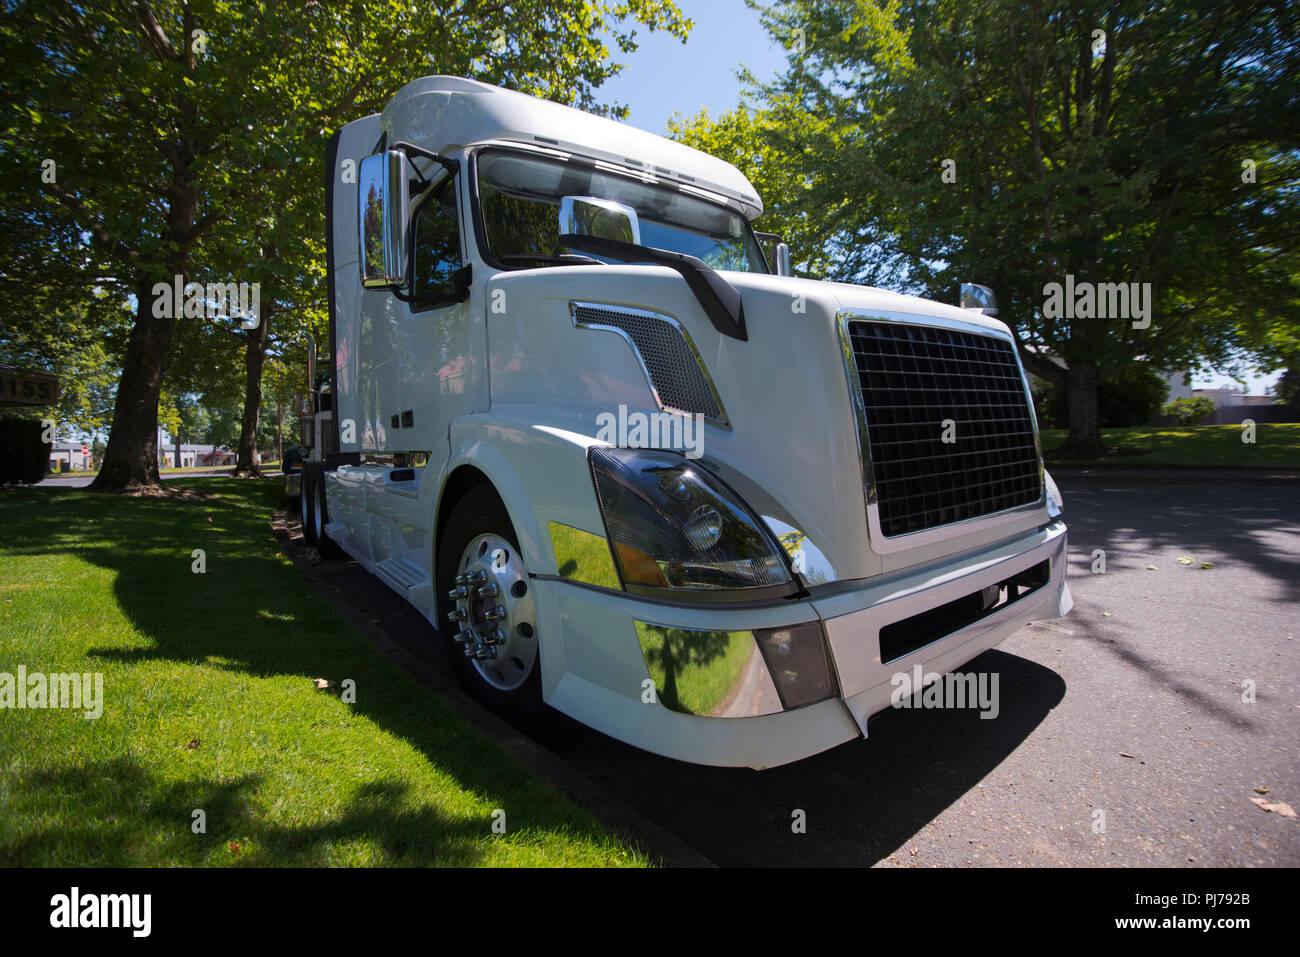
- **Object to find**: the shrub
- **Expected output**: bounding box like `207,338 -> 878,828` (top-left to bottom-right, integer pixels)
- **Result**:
1163,395 -> 1217,425
0,417 -> 52,485
1042,364 -> 1171,429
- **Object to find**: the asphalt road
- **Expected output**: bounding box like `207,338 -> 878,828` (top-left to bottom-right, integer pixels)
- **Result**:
304,477 -> 1300,867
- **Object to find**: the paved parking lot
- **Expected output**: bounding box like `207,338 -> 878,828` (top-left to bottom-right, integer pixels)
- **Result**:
304,476 -> 1300,866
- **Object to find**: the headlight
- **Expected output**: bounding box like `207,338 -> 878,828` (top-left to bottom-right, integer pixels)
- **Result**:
589,447 -> 794,598
1045,469 -> 1063,518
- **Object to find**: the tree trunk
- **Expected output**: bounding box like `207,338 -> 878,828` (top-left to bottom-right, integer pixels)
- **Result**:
1061,360 -> 1107,458
88,277 -> 175,491
232,301 -> 273,478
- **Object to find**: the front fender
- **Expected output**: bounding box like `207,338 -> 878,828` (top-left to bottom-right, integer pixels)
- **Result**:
444,407 -> 612,578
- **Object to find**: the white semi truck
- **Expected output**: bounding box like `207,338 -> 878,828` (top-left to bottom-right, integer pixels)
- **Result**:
294,76 -> 1072,769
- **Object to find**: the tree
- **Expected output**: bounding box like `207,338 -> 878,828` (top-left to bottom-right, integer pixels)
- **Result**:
1164,396 -> 1216,425
684,0 -> 1300,455
1,0 -> 690,491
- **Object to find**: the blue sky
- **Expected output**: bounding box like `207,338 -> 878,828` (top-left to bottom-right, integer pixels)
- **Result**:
594,1 -> 1277,394
596,0 -> 786,134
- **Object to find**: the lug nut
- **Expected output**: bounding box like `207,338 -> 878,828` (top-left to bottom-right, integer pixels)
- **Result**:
447,607 -> 467,622
477,583 -> 499,598
484,605 -> 506,621
470,570 -> 488,585
455,573 -> 469,586
448,586 -> 468,601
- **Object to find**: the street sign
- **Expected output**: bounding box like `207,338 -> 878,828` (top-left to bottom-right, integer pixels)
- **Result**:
0,368 -> 60,407
81,446 -> 89,455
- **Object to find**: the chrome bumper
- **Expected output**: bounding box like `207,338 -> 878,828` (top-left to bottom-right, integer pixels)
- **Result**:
814,519 -> 1070,735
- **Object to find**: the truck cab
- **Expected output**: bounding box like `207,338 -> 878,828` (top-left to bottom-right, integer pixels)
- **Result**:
298,76 -> 1071,769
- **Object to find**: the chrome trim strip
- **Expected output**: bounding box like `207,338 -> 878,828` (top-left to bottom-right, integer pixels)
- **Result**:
836,309 -> 1046,555
570,300 -> 731,428
634,621 -> 784,718
548,520 -> 621,591
823,522 -> 1067,698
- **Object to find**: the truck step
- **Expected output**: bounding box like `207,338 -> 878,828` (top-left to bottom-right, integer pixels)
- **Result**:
323,521 -> 351,543
376,557 -> 425,592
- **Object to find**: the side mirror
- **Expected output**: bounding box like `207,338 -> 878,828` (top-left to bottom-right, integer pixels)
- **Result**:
774,242 -> 792,277
451,264 -> 473,302
359,151 -> 410,288
960,282 -> 998,315
559,196 -> 641,247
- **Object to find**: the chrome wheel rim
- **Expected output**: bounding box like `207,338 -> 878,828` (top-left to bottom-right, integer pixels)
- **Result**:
448,534 -> 537,691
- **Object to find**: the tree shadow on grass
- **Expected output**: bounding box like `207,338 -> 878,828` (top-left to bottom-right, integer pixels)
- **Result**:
2,482 -> 619,865
2,756 -> 498,866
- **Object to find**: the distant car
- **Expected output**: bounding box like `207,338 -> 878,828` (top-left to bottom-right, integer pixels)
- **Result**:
281,445 -> 304,503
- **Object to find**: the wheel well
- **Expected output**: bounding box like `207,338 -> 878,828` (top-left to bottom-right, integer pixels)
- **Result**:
435,465 -> 506,562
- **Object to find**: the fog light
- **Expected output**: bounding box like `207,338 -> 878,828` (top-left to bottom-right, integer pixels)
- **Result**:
754,620 -> 837,709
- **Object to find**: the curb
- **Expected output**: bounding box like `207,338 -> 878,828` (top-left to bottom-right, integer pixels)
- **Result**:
1050,467 -> 1298,486
270,507 -> 714,868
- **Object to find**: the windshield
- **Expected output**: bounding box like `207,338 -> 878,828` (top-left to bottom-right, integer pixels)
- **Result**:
475,149 -> 769,272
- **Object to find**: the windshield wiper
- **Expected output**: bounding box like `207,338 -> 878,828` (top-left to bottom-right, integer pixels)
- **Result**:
557,234 -> 748,341
498,253 -> 605,267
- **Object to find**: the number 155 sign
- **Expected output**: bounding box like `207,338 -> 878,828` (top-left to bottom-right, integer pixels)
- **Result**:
0,369 -> 60,407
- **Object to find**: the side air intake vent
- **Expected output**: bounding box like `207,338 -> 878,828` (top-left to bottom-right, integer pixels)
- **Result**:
570,302 -> 726,422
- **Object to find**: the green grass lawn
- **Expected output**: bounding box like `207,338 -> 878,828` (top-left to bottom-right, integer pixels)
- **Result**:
1040,423 -> 1300,468
0,478 -> 646,867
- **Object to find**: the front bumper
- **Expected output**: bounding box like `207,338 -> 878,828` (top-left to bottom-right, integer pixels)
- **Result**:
540,519 -> 1070,768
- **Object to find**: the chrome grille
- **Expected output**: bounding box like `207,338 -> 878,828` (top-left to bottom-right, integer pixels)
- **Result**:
571,303 -> 724,421
846,319 -> 1041,537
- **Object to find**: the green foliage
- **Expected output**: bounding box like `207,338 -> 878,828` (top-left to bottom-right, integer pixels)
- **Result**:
1164,396 -> 1217,426
687,0 -> 1300,443
1042,363 -> 1169,428
0,417 -> 52,485
0,0 -> 692,485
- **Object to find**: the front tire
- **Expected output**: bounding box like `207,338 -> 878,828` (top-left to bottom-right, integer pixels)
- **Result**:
436,485 -> 547,725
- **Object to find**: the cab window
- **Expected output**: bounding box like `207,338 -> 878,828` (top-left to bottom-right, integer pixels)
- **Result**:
411,176 -> 462,308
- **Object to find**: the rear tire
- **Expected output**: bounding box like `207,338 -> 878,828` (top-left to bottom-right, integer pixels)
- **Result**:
436,485 -> 548,726
300,467 -> 319,546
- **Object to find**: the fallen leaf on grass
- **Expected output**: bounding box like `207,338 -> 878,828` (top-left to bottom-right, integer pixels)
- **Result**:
184,738 -> 200,749
228,842 -> 242,856
1250,798 -> 1296,818
312,678 -> 339,694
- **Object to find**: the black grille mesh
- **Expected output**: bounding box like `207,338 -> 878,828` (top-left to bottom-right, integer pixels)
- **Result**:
572,304 -> 722,420
847,320 -> 1041,537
